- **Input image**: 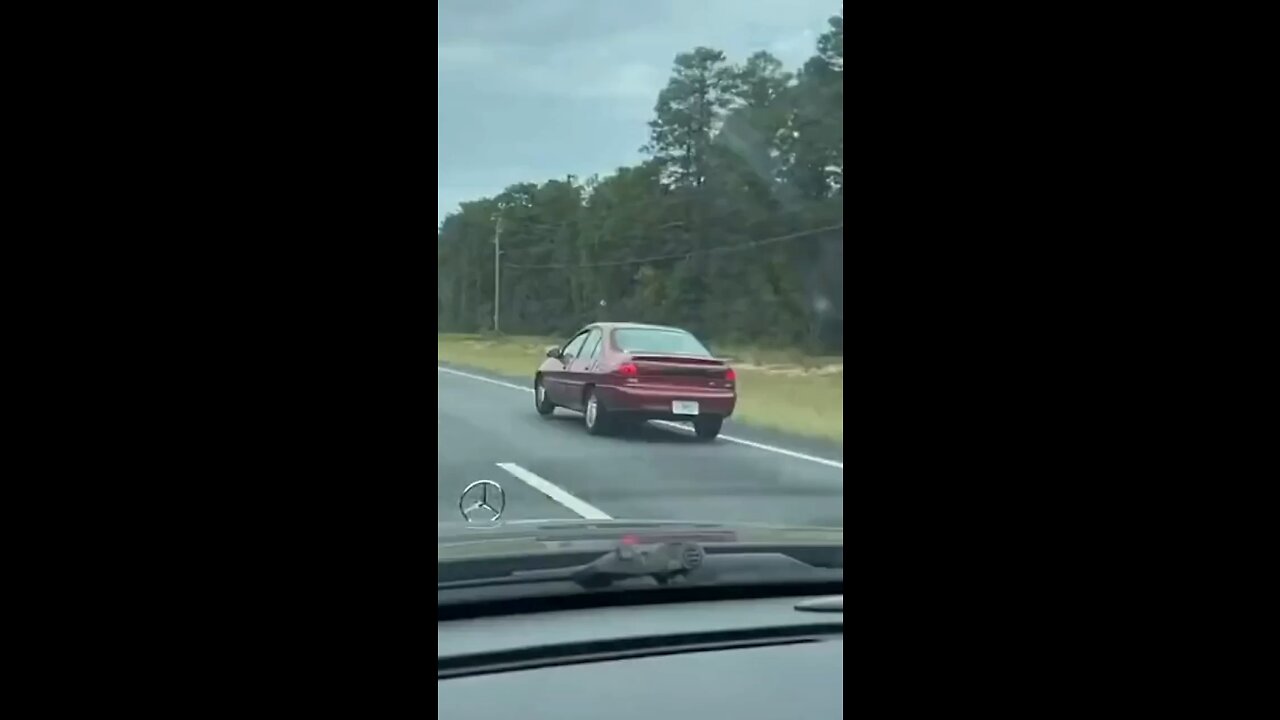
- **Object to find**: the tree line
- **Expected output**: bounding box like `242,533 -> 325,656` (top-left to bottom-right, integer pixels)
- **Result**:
438,8 -> 843,353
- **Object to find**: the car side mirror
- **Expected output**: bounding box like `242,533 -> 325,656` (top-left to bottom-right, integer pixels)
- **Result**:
546,346 -> 562,359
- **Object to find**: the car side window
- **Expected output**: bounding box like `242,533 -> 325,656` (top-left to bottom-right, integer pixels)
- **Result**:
583,329 -> 603,361
562,331 -> 589,359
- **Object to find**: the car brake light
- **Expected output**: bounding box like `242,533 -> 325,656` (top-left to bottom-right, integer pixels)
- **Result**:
725,367 -> 736,381
618,362 -> 638,377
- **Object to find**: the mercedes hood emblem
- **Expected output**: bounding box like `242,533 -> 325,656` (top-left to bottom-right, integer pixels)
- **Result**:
459,480 -> 506,522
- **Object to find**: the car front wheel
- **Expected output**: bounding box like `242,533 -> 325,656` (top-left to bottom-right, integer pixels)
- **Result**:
534,378 -> 555,416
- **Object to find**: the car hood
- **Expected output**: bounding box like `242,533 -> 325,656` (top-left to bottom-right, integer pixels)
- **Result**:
437,518 -> 842,560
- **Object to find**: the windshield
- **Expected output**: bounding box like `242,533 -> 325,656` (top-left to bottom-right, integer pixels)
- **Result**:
438,1 -> 844,590
614,328 -> 711,357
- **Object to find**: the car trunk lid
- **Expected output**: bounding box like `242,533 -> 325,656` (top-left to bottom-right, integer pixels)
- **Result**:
629,354 -> 732,386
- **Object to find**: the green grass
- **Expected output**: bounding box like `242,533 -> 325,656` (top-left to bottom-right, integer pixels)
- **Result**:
438,333 -> 843,443
731,370 -> 843,442
437,334 -> 551,377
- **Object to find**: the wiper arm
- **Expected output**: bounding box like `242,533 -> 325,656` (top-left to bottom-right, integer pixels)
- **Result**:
437,542 -> 840,591
437,541 -> 704,590
571,540 -> 705,588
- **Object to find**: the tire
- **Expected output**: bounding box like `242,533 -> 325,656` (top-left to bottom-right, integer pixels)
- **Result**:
693,416 -> 723,440
584,389 -> 611,435
534,377 -> 555,416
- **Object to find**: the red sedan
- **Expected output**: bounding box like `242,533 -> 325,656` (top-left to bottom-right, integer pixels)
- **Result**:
533,322 -> 737,439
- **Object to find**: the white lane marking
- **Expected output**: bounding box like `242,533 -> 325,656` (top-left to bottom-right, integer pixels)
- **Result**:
438,366 -> 532,393
496,462 -> 612,519
651,420 -> 845,470
439,365 -> 843,470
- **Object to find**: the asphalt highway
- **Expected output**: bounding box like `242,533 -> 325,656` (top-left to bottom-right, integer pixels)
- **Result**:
437,364 -> 844,528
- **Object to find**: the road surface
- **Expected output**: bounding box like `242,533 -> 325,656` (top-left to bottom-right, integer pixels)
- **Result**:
438,364 -> 844,527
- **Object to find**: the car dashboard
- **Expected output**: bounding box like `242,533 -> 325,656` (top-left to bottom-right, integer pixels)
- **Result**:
438,595 -> 843,719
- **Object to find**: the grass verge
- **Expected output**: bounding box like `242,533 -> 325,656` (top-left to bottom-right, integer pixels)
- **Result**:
438,334 -> 843,443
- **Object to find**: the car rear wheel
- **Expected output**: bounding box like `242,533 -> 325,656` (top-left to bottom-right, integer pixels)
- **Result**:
693,416 -> 723,440
534,377 -> 555,416
584,389 -> 611,435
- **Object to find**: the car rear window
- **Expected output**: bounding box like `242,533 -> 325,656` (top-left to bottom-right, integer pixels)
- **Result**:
613,329 -> 712,356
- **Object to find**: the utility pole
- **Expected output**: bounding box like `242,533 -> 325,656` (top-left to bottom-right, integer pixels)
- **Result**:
493,215 -> 502,333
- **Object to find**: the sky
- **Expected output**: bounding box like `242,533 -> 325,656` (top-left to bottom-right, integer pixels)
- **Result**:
438,0 -> 840,224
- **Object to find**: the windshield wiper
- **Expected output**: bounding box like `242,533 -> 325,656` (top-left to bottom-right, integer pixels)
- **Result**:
437,542 -> 841,591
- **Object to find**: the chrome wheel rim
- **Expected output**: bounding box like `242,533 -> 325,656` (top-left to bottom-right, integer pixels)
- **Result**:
586,396 -> 597,427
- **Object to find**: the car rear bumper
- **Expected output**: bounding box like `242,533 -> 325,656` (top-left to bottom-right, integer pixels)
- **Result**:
595,383 -> 736,418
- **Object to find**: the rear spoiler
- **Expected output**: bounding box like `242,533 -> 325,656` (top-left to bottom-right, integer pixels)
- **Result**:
630,354 -> 726,366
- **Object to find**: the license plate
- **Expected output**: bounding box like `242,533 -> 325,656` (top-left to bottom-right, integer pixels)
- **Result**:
672,400 -> 699,415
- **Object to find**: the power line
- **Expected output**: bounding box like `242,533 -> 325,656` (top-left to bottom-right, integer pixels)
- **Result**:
497,219 -> 685,259
505,223 -> 842,270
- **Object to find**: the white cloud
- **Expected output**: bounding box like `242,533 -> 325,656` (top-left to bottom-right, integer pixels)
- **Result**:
516,60 -> 665,101
769,29 -> 819,67
438,36 -> 664,106
438,41 -> 506,68
439,2 -> 837,98
437,1 -> 841,221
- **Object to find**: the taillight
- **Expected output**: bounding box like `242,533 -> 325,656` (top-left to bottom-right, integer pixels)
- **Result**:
725,367 -> 736,381
618,362 -> 638,377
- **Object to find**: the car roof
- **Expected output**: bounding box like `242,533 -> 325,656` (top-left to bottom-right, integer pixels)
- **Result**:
591,322 -> 688,332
